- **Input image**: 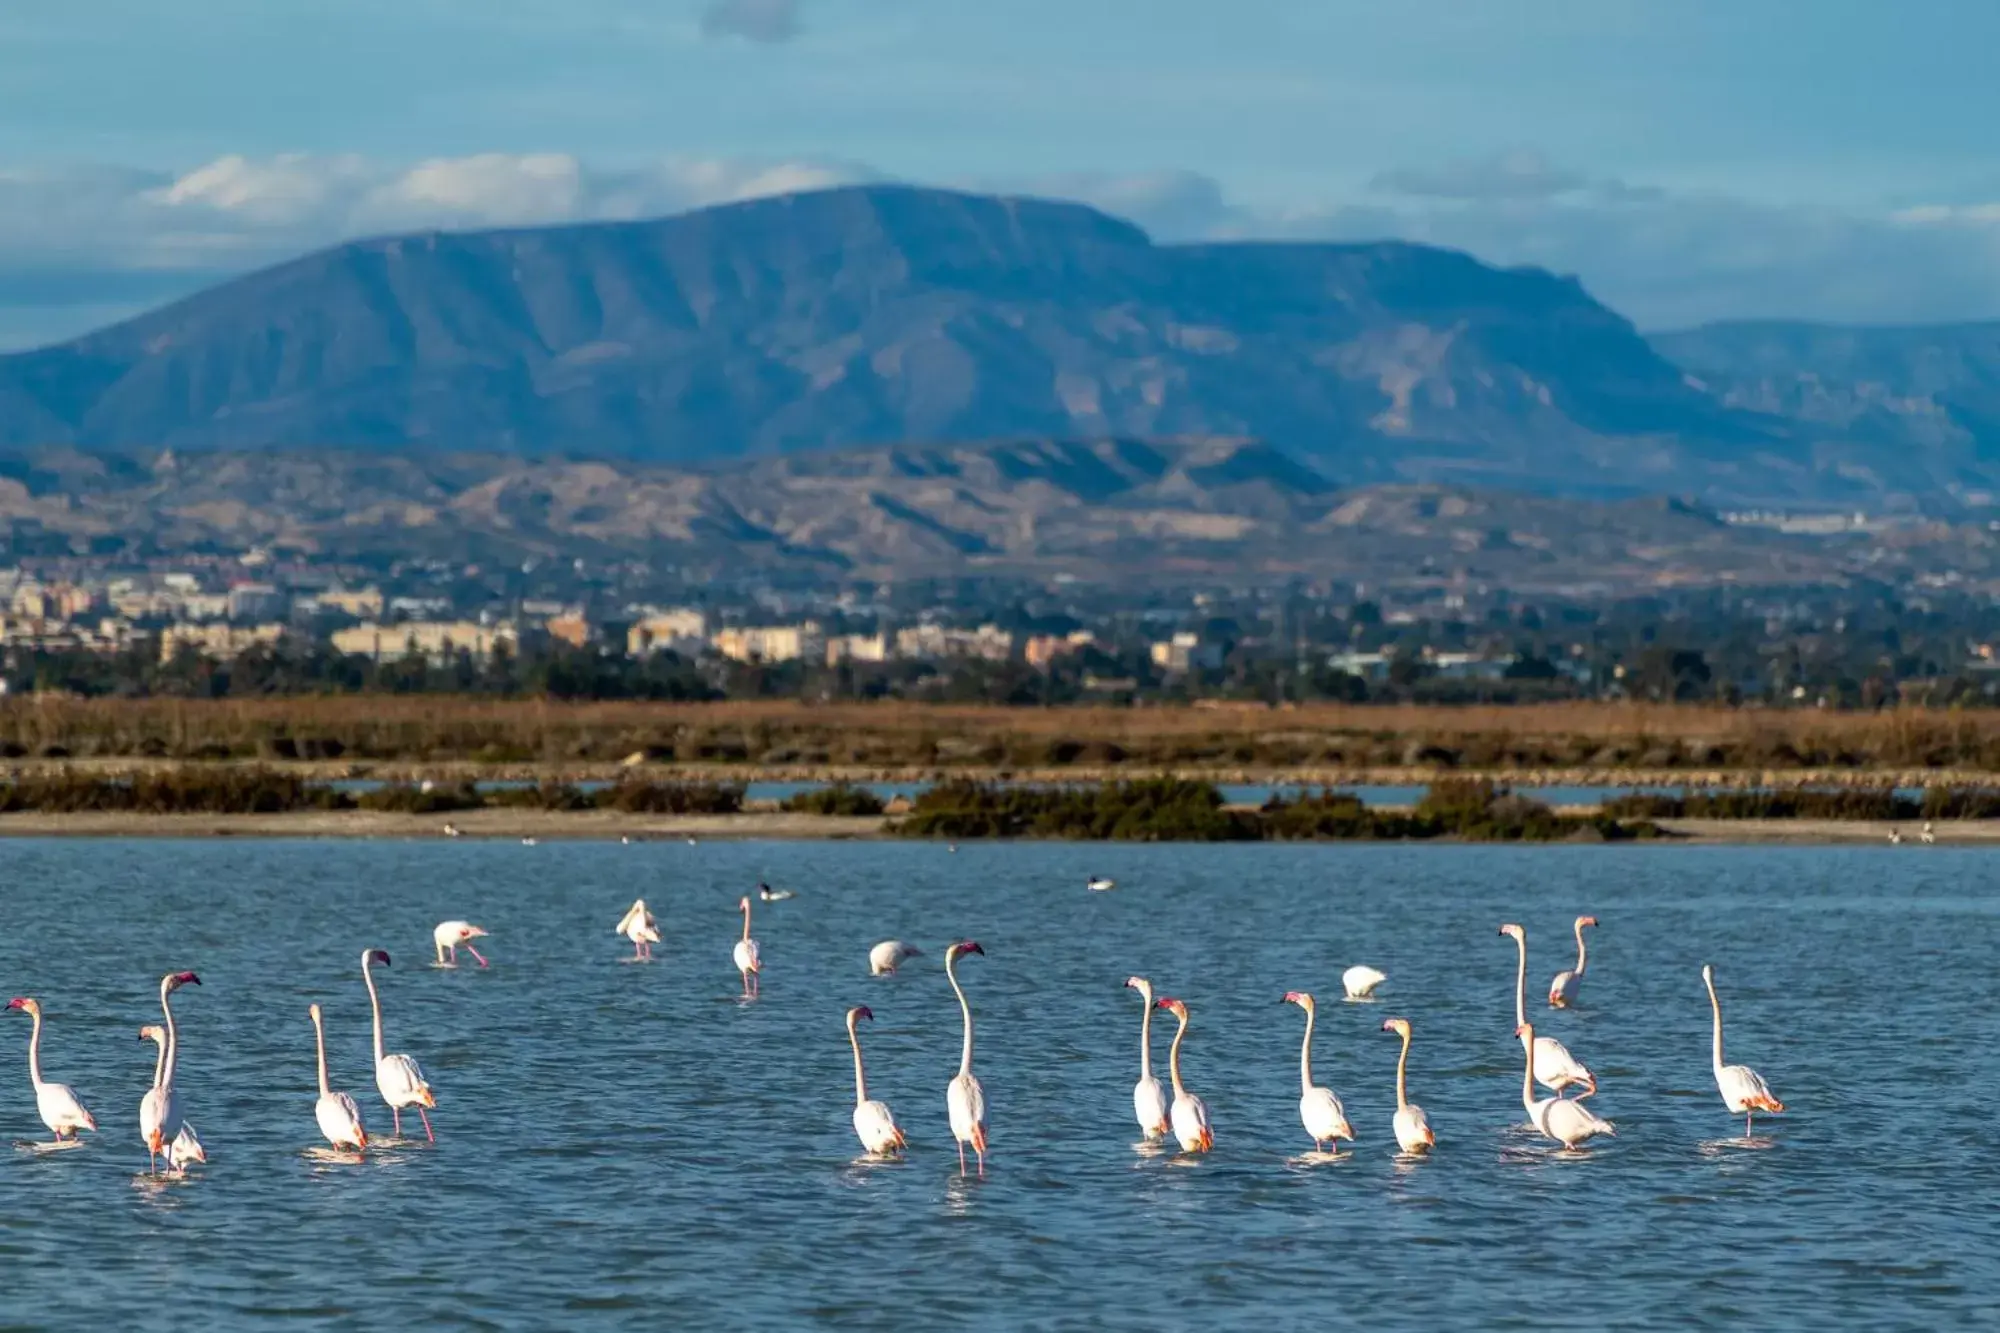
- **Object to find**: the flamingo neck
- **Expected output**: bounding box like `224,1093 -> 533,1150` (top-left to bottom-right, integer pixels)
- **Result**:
1168,1010 -> 1189,1098
1573,921 -> 1590,976
1706,974 -> 1725,1075
363,959 -> 386,1066
1138,991 -> 1154,1080
1394,1031 -> 1411,1111
312,1011 -> 333,1098
946,956 -> 974,1077
1511,933 -> 1528,1027
148,1035 -> 166,1091
159,977 -> 181,1091
1520,1025 -> 1537,1110
740,901 -> 752,943
1298,1003 -> 1315,1093
24,1006 -> 44,1088
847,1016 -> 869,1106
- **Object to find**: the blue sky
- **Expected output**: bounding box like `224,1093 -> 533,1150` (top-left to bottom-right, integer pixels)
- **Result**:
2,0 -> 1998,346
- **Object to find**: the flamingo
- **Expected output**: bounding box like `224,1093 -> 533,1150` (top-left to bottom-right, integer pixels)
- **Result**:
1123,977 -> 1169,1141
361,949 -> 436,1141
1703,964 -> 1784,1134
1499,924 -> 1596,1098
869,941 -> 921,976
757,882 -> 796,902
308,1003 -> 369,1152
1517,1023 -> 1615,1148
1342,965 -> 1387,1000
616,898 -> 659,962
943,940 -> 988,1175
139,970 -> 199,1175
1921,821 -> 1937,845
733,896 -> 762,997
6,998 -> 95,1141
1156,997 -> 1213,1153
1548,915 -> 1598,1008
1087,876 -> 1116,892
138,1026 -> 204,1171
845,1006 -> 905,1155
1282,992 -> 1353,1151
432,921 -> 490,968
1381,1017 -> 1435,1154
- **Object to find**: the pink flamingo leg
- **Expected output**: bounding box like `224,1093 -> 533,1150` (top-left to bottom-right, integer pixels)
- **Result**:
392,1107 -> 403,1138
956,1139 -> 967,1174
418,1108 -> 435,1143
467,946 -> 489,967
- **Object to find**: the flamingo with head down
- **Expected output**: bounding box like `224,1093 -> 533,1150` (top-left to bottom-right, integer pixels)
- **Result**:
7,998 -> 94,1143
869,941 -> 921,976
616,899 -> 659,961
432,921 -> 490,968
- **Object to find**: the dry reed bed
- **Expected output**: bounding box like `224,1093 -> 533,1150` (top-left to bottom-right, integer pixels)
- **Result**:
2,699 -> 2000,776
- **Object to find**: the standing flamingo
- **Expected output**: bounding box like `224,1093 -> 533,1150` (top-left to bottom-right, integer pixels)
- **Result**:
361,949 -> 436,1141
845,1006 -> 905,1155
733,896 -> 762,997
1156,997 -> 1213,1153
1342,965 -> 1387,1000
1548,915 -> 1598,1008
943,940 -> 988,1175
1282,992 -> 1353,1150
1381,1017 -> 1435,1154
1499,924 -> 1596,1097
139,970 -> 199,1174
1703,964 -> 1784,1135
616,899 -> 660,961
308,1003 -> 369,1152
1517,1023 -> 1615,1148
869,941 -> 921,976
138,1026 -> 204,1171
432,921 -> 490,968
6,998 -> 95,1142
1123,977 -> 1169,1141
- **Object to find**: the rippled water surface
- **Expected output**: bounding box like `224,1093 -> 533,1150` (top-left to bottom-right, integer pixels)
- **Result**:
0,839 -> 1994,1330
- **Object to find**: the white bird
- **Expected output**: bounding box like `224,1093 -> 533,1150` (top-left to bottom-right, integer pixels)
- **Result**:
442,822 -> 462,838
1087,876 -> 1116,892
869,940 -> 922,976
1123,977 -> 1169,1141
1920,821 -> 1936,845
1499,923 -> 1596,1098
137,1025 -> 206,1171
139,970 -> 200,1175
1548,915 -> 1598,1008
1703,964 -> 1784,1135
616,898 -> 660,962
1156,996 -> 1213,1153
361,949 -> 436,1141
432,920 -> 490,968
757,882 -> 796,902
1888,828 -> 1903,845
1282,991 -> 1353,1151
6,997 -> 95,1142
845,1006 -> 906,1155
943,940 -> 989,1175
1381,1017 -> 1435,1154
308,1003 -> 368,1152
1342,964 -> 1387,1000
1517,1023 -> 1615,1148
733,895 -> 762,997
521,836 -> 538,846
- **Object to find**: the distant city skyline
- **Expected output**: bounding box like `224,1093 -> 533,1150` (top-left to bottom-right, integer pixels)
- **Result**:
3,0 -> 1998,347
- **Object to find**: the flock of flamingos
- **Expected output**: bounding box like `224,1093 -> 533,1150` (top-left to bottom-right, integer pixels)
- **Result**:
6,890 -> 1783,1175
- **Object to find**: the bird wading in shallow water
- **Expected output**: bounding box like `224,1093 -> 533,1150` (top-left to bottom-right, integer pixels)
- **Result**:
308,1003 -> 369,1152
846,1006 -> 906,1155
943,941 -> 988,1175
616,899 -> 660,961
1500,924 -> 1595,1099
1155,996 -> 1213,1153
1123,977 -> 1169,1142
1342,965 -> 1387,1000
1517,1023 -> 1615,1149
139,971 -> 200,1175
432,921 -> 490,968
1703,964 -> 1784,1135
1282,992 -> 1353,1151
7,998 -> 95,1143
1381,1017 -> 1434,1154
361,949 -> 436,1141
734,896 -> 762,997
869,941 -> 921,976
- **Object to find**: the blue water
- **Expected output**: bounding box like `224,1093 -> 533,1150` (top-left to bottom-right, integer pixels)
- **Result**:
0,839 -> 1992,1329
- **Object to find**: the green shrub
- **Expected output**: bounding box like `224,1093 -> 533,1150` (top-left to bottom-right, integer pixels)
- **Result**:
781,784 -> 886,816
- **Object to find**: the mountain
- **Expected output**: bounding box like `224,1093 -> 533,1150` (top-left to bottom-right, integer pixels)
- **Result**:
0,185 -> 1817,502
1650,321 -> 2000,502
0,438 -> 1958,593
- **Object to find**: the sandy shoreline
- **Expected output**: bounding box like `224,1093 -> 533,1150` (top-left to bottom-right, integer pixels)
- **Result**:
0,807 -> 1987,844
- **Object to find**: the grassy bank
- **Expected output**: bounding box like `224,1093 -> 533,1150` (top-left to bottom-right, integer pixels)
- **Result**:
8,698 -> 2000,778
0,768 -> 743,816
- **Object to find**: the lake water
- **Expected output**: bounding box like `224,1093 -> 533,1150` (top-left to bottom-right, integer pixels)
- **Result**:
0,838 -> 1992,1330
